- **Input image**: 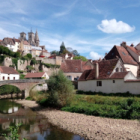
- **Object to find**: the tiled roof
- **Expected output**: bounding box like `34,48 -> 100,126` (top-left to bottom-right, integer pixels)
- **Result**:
116,46 -> 138,65
110,72 -> 129,79
105,45 -> 138,65
3,38 -> 14,45
13,38 -> 20,43
60,60 -> 92,73
0,66 -> 19,74
79,59 -> 119,81
0,40 -> 2,42
25,72 -> 45,78
126,45 -> 140,55
23,40 -> 30,45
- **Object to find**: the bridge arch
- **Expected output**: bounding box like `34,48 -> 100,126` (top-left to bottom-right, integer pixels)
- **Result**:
0,79 -> 46,98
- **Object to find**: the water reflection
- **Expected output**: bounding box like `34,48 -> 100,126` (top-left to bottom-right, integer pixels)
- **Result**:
0,100 -> 84,140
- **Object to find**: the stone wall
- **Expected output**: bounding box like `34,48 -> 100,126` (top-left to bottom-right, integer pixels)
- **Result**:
18,60 -> 31,71
3,57 -> 13,67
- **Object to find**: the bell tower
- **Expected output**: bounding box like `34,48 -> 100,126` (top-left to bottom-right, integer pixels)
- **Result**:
35,30 -> 39,47
28,30 -> 35,45
20,32 -> 26,41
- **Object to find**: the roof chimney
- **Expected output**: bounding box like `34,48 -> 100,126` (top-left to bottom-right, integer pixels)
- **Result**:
95,63 -> 99,79
121,42 -> 126,48
130,44 -> 134,47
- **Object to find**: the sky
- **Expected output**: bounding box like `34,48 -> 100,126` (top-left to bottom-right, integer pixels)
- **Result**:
0,0 -> 140,60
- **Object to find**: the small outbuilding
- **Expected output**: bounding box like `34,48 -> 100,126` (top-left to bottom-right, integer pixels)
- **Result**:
25,72 -> 49,79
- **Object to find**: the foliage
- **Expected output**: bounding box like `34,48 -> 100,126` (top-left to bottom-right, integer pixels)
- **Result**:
59,42 -> 67,54
14,52 -> 21,58
0,85 -> 21,95
29,90 -> 47,101
45,70 -> 75,107
26,53 -> 32,59
61,94 -> 140,119
51,50 -> 59,55
26,65 -> 34,72
18,70 -> 24,74
42,63 -> 60,68
30,58 -> 37,65
12,58 -> 18,69
25,96 -> 32,100
73,56 -> 87,61
2,123 -> 27,140
20,74 -> 25,79
9,65 -> 15,68
0,55 -> 6,65
72,50 -> 80,56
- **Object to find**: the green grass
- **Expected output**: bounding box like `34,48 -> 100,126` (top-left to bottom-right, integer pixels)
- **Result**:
61,94 -> 140,119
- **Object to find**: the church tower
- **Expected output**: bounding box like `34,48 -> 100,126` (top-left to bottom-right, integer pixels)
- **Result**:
20,32 -> 26,41
28,30 -> 35,46
35,30 -> 39,47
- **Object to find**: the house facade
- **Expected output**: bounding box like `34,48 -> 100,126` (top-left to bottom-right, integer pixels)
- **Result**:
60,60 -> 93,81
0,66 -> 19,81
78,59 -> 140,94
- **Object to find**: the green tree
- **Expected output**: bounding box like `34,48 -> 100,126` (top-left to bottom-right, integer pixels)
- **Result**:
72,50 -> 80,56
59,42 -> 66,54
46,70 -> 74,107
26,53 -> 32,59
26,65 -> 34,72
73,56 -> 87,61
14,52 -> 21,58
51,50 -> 59,55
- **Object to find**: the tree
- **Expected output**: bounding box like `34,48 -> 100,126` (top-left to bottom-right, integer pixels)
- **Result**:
72,50 -> 80,56
59,42 -> 66,54
46,70 -> 74,107
73,56 -> 87,61
51,50 -> 59,55
26,53 -> 32,59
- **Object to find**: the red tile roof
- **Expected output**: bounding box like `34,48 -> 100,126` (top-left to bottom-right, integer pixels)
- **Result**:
79,59 -> 119,81
105,45 -> 138,65
126,45 -> 140,55
23,40 -> 30,45
60,60 -> 92,73
0,40 -> 2,42
25,72 -> 45,78
0,66 -> 19,74
13,38 -> 20,43
110,72 -> 129,79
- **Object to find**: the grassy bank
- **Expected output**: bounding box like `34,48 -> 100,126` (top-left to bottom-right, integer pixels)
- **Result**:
62,94 -> 140,119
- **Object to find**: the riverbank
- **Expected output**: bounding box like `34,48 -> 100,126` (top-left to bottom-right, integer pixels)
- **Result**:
15,100 -> 140,140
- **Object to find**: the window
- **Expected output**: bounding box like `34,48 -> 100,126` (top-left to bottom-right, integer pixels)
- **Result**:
97,81 -> 102,86
8,77 -> 9,80
67,76 -> 72,80
116,68 -> 119,72
13,77 -> 15,80
3,76 -> 5,80
113,80 -> 115,83
120,68 -> 123,72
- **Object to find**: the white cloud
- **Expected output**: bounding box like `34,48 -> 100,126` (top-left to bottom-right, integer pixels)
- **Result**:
90,51 -> 103,60
97,19 -> 135,33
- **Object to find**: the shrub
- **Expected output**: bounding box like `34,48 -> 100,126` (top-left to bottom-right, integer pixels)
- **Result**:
46,70 -> 75,107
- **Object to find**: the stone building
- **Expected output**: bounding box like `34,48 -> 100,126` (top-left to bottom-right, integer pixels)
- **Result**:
20,30 -> 40,47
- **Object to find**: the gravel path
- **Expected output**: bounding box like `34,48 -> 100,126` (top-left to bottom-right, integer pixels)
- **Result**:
16,100 -> 140,140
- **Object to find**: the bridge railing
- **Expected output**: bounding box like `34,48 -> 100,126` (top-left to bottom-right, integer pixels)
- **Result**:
0,79 -> 46,84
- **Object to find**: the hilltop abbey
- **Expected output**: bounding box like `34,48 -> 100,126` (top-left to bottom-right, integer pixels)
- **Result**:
20,30 -> 40,47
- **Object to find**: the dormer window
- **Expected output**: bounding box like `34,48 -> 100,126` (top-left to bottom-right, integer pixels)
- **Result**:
116,68 -> 119,72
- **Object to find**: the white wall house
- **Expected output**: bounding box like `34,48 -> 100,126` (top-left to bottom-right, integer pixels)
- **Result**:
25,72 -> 49,79
78,59 -> 140,94
0,66 -> 19,81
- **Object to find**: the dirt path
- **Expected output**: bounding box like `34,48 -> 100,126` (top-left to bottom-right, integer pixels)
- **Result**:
16,100 -> 140,140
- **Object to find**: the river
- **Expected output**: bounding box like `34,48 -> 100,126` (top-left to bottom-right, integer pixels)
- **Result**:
0,100 -> 84,140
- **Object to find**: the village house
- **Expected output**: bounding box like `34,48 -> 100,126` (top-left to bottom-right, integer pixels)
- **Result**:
0,66 -> 19,81
60,59 -> 93,81
0,37 -> 20,52
25,72 -> 49,79
78,58 -> 140,94
105,42 -> 139,77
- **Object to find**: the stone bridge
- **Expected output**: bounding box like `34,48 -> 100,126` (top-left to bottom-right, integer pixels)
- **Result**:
0,79 -> 46,98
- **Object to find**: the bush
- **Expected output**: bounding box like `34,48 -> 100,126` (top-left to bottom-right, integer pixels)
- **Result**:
46,70 -> 75,107
0,85 -> 20,95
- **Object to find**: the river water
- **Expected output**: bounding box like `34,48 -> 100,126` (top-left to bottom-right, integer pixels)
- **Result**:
0,100 -> 84,140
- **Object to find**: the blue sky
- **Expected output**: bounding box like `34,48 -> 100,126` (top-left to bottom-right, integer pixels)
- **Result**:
0,0 -> 140,59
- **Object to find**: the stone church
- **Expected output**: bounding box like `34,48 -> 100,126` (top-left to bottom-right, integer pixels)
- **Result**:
20,30 -> 39,47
